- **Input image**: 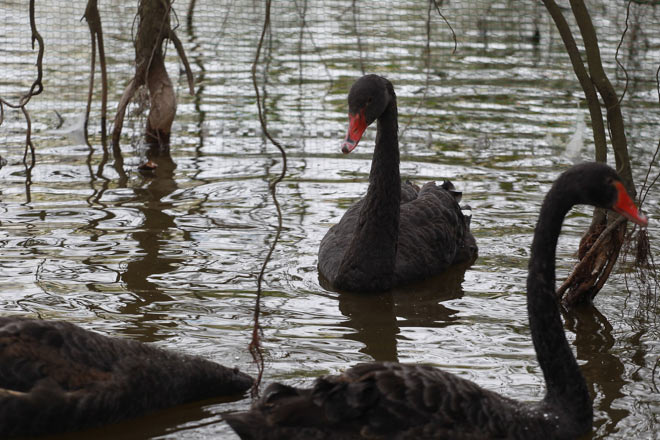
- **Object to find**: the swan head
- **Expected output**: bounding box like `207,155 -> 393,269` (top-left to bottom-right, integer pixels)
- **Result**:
341,75 -> 393,154
559,162 -> 648,227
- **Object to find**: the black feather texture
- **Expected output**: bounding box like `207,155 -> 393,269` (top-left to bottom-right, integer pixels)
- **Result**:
0,317 -> 253,437
226,162 -> 643,440
318,75 -> 477,293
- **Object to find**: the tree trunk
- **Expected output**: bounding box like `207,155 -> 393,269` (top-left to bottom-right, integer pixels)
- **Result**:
543,0 -> 637,307
136,0 -> 175,146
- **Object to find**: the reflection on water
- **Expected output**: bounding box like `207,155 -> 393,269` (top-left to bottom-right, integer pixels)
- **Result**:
118,150 -> 179,340
1,0 -> 660,438
338,266 -> 465,362
566,306 -> 628,438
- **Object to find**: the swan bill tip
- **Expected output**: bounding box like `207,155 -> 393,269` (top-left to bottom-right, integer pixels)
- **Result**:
613,181 -> 648,227
341,141 -> 357,154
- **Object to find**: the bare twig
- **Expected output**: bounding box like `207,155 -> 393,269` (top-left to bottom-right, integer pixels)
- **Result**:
351,0 -> 365,75
541,0 -> 607,163
0,0 -> 44,170
638,57 -> 660,207
400,0 -> 458,142
26,0 -> 45,101
83,0 -> 108,144
248,0 -> 289,398
168,29 -> 195,95
186,0 -> 196,31
83,0 -> 108,145
399,1 -> 434,142
112,79 -> 138,147
640,139 -> 660,207
613,0 -> 633,107
431,0 -> 457,54
568,0 -> 635,193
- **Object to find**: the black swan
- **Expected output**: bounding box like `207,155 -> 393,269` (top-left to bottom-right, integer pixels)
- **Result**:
0,317 -> 253,438
225,162 -> 647,439
318,75 -> 478,292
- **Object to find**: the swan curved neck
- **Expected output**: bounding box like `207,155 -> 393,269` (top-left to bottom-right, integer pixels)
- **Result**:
527,187 -> 591,424
336,102 -> 400,291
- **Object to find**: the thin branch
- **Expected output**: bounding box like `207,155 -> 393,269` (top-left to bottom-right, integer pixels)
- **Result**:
639,50 -> 660,207
541,0 -> 608,164
400,0 -> 458,142
0,0 -> 44,172
84,1 -> 98,144
248,0 -> 289,398
640,139 -> 660,207
568,0 -> 635,194
251,1 -> 287,186
25,0 -> 45,101
168,29 -> 195,95
186,0 -> 196,31
112,79 -> 138,147
399,0 -> 433,142
613,0 -> 633,107
20,106 -> 35,167
431,0 -> 457,55
84,0 -> 109,145
351,0 -> 365,75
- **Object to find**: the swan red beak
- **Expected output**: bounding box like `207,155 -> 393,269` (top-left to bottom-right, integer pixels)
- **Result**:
613,181 -> 648,227
341,110 -> 367,154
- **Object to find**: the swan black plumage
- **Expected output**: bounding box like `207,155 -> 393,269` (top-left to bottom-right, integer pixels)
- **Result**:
225,162 -> 647,439
318,75 -> 477,292
0,317 -> 253,438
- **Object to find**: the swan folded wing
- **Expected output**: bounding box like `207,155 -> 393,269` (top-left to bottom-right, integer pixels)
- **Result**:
0,317 -> 253,437
228,362 -> 524,439
317,200 -> 365,283
401,181 -> 421,204
394,184 -> 471,285
330,362 -> 518,438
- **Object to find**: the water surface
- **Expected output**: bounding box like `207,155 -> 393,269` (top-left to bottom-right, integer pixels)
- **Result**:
1,1 -> 659,438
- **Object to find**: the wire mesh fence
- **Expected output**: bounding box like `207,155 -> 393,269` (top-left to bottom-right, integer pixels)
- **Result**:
2,2 -> 660,438
1,0 -> 659,157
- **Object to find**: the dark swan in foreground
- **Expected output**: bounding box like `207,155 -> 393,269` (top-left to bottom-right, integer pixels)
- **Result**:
226,162 -> 647,439
0,317 -> 253,438
318,75 -> 477,292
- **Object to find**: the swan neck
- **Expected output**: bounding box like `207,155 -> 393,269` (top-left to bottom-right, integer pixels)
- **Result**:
336,101 -> 400,291
370,104 -> 400,191
527,187 -> 592,424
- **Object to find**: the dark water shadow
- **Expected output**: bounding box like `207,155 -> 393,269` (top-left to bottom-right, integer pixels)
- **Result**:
115,147 -> 181,341
564,304 -> 629,438
41,393 -> 248,440
335,266 -> 467,363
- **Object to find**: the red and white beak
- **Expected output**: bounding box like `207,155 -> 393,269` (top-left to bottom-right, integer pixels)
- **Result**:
341,110 -> 367,154
613,181 -> 648,227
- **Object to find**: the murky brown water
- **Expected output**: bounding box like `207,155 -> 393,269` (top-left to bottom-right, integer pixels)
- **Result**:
1,0 -> 660,438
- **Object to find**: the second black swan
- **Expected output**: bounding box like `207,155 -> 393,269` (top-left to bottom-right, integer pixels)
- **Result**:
0,317 -> 253,438
226,162 -> 647,439
318,74 -> 478,292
